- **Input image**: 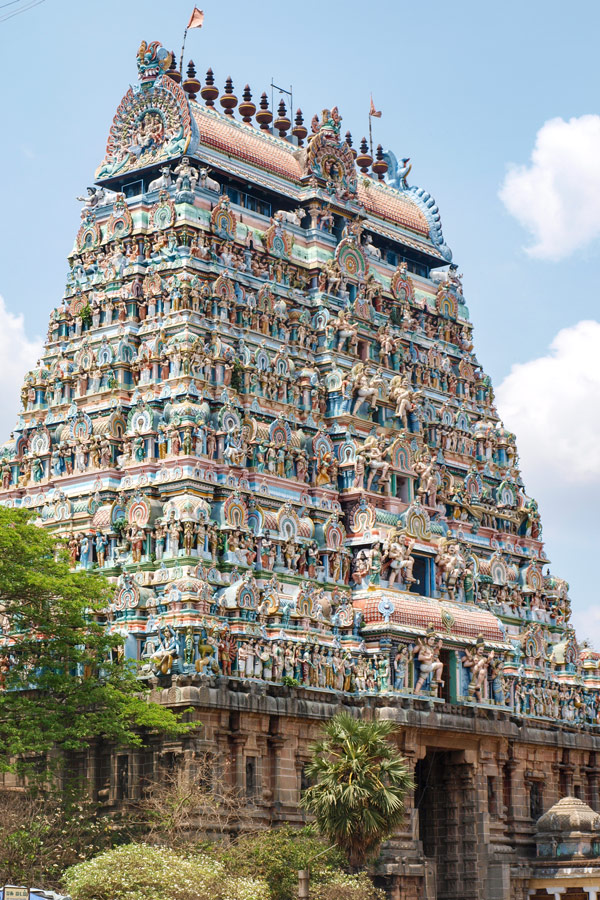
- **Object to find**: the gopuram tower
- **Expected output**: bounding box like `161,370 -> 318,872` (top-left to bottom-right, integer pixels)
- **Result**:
2,39 -> 600,900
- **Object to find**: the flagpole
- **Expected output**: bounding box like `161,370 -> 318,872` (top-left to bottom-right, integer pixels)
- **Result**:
368,112 -> 373,158
179,27 -> 189,76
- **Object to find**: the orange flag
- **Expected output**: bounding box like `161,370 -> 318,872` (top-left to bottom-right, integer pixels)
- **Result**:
187,7 -> 204,28
369,95 -> 382,118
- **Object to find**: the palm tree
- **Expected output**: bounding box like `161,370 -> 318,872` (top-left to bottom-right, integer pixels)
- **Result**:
300,712 -> 414,868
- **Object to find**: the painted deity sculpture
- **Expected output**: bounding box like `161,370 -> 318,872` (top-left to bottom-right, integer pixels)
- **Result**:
414,627 -> 444,695
463,635 -> 494,702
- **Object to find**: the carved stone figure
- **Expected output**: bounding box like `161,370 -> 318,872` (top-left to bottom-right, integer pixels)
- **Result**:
383,533 -> 417,588
463,635 -> 494,703
414,627 -> 444,694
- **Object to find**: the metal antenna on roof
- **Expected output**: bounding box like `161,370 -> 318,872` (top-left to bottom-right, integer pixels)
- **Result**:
270,80 -> 293,126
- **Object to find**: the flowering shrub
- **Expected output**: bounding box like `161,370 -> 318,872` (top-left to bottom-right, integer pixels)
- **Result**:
64,843 -> 270,900
311,871 -> 385,900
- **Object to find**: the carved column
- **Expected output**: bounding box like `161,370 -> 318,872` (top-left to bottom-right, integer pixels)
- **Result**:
230,733 -> 247,793
267,734 -> 285,811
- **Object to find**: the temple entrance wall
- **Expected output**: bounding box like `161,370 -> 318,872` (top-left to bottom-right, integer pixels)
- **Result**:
16,682 -> 595,900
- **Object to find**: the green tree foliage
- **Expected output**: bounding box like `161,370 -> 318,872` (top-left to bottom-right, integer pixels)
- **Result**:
300,713 -> 414,867
64,843 -> 270,900
0,508 -> 189,777
219,826 -> 345,900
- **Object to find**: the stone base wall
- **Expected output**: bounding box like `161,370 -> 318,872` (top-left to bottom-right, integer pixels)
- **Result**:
10,678 -> 597,900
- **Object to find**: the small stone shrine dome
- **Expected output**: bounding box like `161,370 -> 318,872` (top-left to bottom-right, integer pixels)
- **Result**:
537,797 -> 600,834
536,797 -> 600,860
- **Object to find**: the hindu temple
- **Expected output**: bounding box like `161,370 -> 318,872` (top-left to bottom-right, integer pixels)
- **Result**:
1,39 -> 599,900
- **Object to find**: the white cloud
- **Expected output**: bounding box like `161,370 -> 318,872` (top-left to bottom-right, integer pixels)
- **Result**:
0,295 -> 43,439
496,319 -> 600,645
496,319 -> 600,483
499,114 -> 600,260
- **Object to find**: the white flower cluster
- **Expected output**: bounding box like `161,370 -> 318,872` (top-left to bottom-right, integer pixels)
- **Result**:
64,843 -> 270,900
311,870 -> 385,900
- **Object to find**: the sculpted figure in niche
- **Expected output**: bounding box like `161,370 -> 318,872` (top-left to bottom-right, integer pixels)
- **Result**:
317,206 -> 334,232
316,451 -> 337,487
349,364 -> 384,416
95,532 -> 107,568
393,646 -> 409,690
199,167 -> 220,192
329,309 -> 358,354
324,258 -> 343,296
358,435 -> 391,494
414,626 -> 444,694
190,231 -> 209,260
68,533 -> 79,569
154,522 -> 166,561
463,635 -> 494,703
296,450 -> 309,483
31,457 -> 43,483
383,532 -> 417,588
376,654 -> 390,691
183,521 -> 196,556
352,549 -> 371,584
237,533 -> 256,567
208,523 -> 219,561
174,156 -> 198,193
414,454 -> 439,508
359,542 -> 381,587
363,233 -> 381,260
140,637 -> 158,676
168,513 -> 181,556
218,631 -> 234,676
377,326 -> 401,369
389,375 -> 414,428
148,164 -> 173,192
170,427 -> 181,456
79,535 -> 90,568
329,550 -> 341,583
153,625 -> 179,676
435,539 -> 466,601
260,537 -> 275,571
274,207 -> 306,227
282,539 -> 297,570
352,452 -> 365,490
76,185 -> 113,209
130,526 -> 145,563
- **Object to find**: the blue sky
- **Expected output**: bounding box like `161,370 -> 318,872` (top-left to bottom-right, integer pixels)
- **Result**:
0,0 -> 598,639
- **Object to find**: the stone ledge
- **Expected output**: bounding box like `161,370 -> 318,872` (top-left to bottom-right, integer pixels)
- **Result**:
147,676 -> 600,749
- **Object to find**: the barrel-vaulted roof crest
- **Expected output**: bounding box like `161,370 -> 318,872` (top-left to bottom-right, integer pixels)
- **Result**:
95,41 -> 193,182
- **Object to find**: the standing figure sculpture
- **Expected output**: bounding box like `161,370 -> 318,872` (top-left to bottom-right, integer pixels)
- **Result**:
414,626 -> 444,695
389,376 -> 414,428
414,454 -> 439,508
383,532 -> 417,588
463,635 -> 494,703
435,539 -> 466,601
393,645 -> 409,690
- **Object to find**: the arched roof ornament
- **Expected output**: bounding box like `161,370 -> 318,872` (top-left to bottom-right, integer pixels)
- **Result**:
96,41 -> 195,182
302,108 -> 357,200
